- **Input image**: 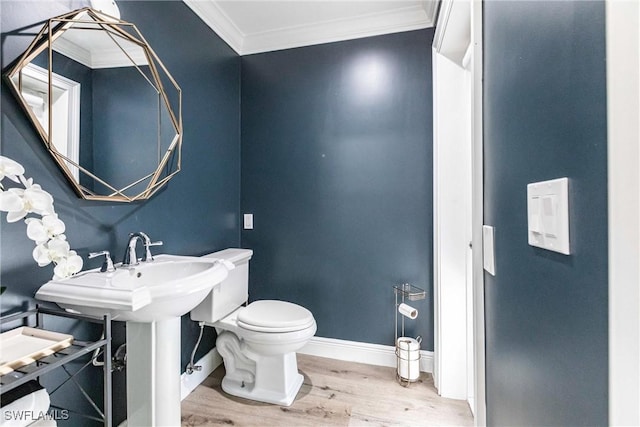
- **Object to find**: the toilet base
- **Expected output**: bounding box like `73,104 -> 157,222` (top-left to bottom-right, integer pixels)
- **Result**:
217,344 -> 305,407
221,371 -> 304,406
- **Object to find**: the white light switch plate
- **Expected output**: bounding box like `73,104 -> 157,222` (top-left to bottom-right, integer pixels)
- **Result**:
483,225 -> 495,276
527,177 -> 570,254
243,214 -> 253,230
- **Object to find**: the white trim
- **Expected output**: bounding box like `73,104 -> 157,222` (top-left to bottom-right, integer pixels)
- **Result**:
183,0 -> 246,55
300,336 -> 434,373
240,6 -> 433,56
606,0 -> 640,425
53,37 -> 149,69
432,0 -> 471,66
433,48 -> 441,393
433,1 -> 485,418
180,347 -> 223,400
433,0 -> 475,404
432,52 -> 472,400
422,0 -> 441,26
53,38 -> 92,68
470,0 -> 485,424
21,63 -> 81,181
183,1 -> 437,56
65,81 -> 81,183
432,0 -> 453,52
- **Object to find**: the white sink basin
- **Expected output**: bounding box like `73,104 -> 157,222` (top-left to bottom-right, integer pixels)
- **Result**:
35,254 -> 228,322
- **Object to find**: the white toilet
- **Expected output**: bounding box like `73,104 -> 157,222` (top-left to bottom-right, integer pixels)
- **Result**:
190,248 -> 317,406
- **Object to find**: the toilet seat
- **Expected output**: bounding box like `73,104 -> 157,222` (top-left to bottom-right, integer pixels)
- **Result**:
237,300 -> 315,333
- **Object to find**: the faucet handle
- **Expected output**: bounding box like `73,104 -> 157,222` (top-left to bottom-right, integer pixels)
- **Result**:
143,240 -> 163,262
89,250 -> 115,273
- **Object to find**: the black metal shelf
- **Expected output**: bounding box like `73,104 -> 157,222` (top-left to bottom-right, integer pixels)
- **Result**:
0,306 -> 112,426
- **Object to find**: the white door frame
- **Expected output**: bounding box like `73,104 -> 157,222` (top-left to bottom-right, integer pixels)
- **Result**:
470,0 -> 485,424
606,0 -> 640,425
432,47 -> 472,400
432,0 -> 485,424
20,63 -> 81,181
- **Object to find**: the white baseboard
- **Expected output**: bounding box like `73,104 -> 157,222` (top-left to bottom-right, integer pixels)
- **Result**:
300,336 -> 434,374
180,347 -> 223,401
179,337 -> 434,400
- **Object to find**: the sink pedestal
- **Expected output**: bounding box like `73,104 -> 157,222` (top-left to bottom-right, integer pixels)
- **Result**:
126,318 -> 181,426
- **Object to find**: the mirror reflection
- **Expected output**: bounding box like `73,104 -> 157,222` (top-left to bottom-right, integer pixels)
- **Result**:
5,8 -> 182,201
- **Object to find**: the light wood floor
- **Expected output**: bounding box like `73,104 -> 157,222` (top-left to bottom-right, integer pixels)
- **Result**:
181,354 -> 473,426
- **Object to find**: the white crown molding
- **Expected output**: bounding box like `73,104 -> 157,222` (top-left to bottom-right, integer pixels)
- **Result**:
241,5 -> 434,55
423,0 -> 441,22
90,47 -> 148,69
183,0 -> 437,56
53,37 -> 93,67
53,38 -> 149,69
183,0 -> 245,54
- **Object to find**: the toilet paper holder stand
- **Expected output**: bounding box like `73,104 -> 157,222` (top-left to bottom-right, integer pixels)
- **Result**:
393,283 -> 426,387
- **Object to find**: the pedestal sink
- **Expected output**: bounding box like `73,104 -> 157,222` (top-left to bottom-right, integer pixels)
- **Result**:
35,254 -> 230,426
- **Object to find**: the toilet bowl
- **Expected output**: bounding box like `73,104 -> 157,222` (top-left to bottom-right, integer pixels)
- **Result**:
190,249 -> 317,406
214,300 -> 316,405
221,300 -> 316,354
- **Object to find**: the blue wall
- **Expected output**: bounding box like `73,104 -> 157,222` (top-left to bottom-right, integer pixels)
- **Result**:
92,66 -> 159,194
483,1 -> 608,425
240,29 -> 434,349
2,1 -> 240,423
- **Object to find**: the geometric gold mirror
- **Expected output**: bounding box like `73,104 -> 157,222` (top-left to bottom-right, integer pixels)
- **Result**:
4,8 -> 182,202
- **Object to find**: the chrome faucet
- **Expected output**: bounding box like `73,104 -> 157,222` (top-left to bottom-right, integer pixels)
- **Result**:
89,250 -> 115,272
122,232 -> 163,266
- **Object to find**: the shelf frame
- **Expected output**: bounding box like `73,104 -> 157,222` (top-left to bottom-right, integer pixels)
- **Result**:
0,306 -> 112,426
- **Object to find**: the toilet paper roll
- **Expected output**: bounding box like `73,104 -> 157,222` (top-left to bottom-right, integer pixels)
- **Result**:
396,337 -> 421,381
398,303 -> 418,320
1,388 -> 50,427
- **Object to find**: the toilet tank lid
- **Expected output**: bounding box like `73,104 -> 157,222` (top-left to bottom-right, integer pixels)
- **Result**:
201,248 -> 253,265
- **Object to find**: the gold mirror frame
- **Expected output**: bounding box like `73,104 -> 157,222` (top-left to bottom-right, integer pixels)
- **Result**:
4,8 -> 182,202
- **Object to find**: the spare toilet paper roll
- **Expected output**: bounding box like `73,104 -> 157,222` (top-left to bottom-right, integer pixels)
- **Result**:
396,337 -> 421,381
1,387 -> 50,427
398,303 -> 418,319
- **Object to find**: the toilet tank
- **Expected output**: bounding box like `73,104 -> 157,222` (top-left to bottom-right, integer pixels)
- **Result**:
190,248 -> 253,323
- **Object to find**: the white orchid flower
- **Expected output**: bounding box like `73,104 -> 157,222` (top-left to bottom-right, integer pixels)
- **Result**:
32,235 -> 71,266
2,155 -> 81,279
48,235 -> 71,263
0,156 -> 25,184
33,243 -> 53,267
53,251 -> 83,279
0,189 -> 23,212
5,183 -> 55,222
26,214 -> 66,244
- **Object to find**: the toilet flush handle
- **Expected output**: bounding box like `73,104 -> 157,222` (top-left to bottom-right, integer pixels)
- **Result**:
213,259 -> 235,270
